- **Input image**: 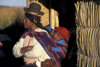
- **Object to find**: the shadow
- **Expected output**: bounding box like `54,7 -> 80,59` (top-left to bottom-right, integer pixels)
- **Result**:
0,23 -> 25,45
0,20 -> 25,67
58,0 -> 76,30
77,0 -> 100,3
38,0 -> 50,9
38,0 -> 77,30
67,27 -> 77,67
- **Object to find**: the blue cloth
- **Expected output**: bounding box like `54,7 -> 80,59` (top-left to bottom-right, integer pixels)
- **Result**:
52,46 -> 62,52
52,39 -> 65,52
45,26 -> 51,31
55,39 -> 65,46
45,26 -> 55,33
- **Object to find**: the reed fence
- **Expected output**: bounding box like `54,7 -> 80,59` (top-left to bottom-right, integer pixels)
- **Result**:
75,1 -> 100,67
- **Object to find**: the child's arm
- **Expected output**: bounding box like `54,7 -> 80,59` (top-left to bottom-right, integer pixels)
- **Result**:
56,40 -> 65,46
47,45 -> 62,52
52,46 -> 62,52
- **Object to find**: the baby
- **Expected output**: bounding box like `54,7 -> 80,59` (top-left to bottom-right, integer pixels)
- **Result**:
45,26 -> 69,57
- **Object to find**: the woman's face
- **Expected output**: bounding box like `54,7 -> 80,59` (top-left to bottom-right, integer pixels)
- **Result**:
23,16 -> 34,29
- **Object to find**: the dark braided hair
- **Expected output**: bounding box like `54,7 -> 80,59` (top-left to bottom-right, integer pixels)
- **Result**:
25,13 -> 43,28
25,13 -> 49,32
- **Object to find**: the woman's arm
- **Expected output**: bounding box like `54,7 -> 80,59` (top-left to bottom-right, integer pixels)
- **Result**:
21,46 -> 33,54
13,38 -> 25,58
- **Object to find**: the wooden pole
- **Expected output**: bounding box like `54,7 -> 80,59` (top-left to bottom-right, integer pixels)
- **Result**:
50,8 -> 59,30
50,8 -> 55,29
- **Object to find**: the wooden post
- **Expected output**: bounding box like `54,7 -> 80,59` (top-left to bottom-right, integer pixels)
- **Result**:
75,0 -> 100,67
50,8 -> 59,30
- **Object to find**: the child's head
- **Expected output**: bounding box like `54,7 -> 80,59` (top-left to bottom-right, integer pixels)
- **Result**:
53,26 -> 69,41
45,26 -> 55,36
50,31 -> 55,37
53,32 -> 63,41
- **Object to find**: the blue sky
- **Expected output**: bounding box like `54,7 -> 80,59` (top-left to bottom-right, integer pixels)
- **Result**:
0,0 -> 27,7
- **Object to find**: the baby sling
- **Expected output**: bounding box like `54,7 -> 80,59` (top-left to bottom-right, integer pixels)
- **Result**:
21,30 -> 65,67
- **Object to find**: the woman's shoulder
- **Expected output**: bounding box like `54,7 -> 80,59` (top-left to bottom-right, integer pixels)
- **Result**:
38,28 -> 49,33
21,30 -> 30,38
37,28 -> 51,37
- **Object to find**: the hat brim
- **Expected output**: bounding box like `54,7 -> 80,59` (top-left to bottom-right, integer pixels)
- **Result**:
24,8 -> 44,16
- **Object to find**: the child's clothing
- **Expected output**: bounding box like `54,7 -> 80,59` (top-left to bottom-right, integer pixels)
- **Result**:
52,39 -> 68,52
45,26 -> 55,33
45,26 -> 69,55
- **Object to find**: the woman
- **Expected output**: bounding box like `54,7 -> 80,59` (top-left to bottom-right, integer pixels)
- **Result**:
13,3 -> 65,67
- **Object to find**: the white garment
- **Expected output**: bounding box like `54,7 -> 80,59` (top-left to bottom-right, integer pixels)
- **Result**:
13,28 -> 51,67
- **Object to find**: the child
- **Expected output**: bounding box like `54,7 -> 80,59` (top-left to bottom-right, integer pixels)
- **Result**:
47,26 -> 69,58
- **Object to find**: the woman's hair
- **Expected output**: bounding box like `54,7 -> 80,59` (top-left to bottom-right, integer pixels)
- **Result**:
25,13 -> 50,32
25,13 -> 43,28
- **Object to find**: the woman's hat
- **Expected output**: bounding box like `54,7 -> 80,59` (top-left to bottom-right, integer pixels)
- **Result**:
24,3 -> 44,16
55,26 -> 69,41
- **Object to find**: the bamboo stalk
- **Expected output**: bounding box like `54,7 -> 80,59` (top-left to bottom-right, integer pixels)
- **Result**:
76,2 -> 80,26
80,1 -> 83,27
92,2 -> 94,27
76,27 -> 81,53
94,3 -> 96,27
99,4 -> 100,27
90,2 -> 93,27
99,28 -> 100,56
87,2 -> 91,27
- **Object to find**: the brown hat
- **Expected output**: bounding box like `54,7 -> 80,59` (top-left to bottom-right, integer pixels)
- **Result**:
24,3 -> 44,16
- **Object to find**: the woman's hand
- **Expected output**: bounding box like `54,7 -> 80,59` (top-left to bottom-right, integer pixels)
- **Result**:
21,46 -> 33,54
